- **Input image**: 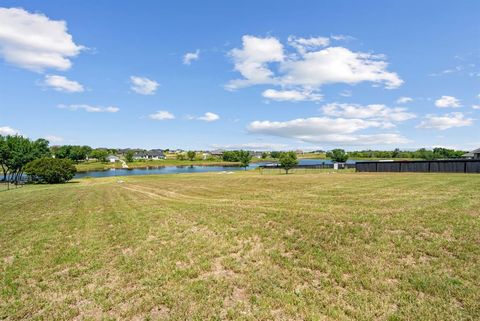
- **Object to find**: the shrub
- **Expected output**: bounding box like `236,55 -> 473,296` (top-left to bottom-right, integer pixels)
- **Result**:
25,158 -> 77,184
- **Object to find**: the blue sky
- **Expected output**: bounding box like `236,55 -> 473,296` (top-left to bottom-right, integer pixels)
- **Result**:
0,0 -> 479,151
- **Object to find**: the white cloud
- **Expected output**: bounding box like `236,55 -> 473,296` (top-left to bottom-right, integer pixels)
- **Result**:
417,112 -> 473,130
211,142 -> 288,151
396,96 -> 413,104
183,49 -> 200,65
435,95 -> 461,108
58,104 -> 119,113
247,117 -> 409,145
287,36 -> 330,54
188,112 -> 220,122
0,7 -> 84,72
0,126 -> 20,136
130,76 -> 159,95
321,103 -> 416,122
262,89 -> 322,102
44,134 -> 64,143
198,112 -> 220,122
226,35 -> 284,90
280,47 -> 403,89
472,105 -> 480,110
226,35 -> 403,95
42,75 -> 84,92
148,110 -> 175,120
340,90 -> 352,97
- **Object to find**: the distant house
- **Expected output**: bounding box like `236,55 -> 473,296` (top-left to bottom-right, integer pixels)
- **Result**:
106,155 -> 120,163
210,149 -> 224,157
133,150 -> 166,160
250,151 -> 263,158
463,148 -> 480,160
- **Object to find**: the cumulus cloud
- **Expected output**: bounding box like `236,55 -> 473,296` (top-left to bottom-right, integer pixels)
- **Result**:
211,142 -> 288,151
472,105 -> 480,110
396,96 -> 413,104
226,35 -> 403,95
435,95 -> 461,108
247,117 -> 409,145
0,7 -> 84,72
417,113 -> 473,130
198,112 -> 220,122
188,112 -> 220,122
280,47 -> 403,89
130,76 -> 159,95
148,110 -> 175,120
41,75 -> 84,92
0,126 -> 20,136
321,103 -> 416,123
226,35 -> 284,90
262,89 -> 322,102
58,104 -> 119,113
183,49 -> 200,65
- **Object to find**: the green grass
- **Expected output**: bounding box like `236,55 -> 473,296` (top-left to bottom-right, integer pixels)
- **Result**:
1,171 -> 479,320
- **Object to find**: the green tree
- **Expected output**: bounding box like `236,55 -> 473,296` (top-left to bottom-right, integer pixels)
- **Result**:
328,149 -> 349,163
237,150 -> 252,170
187,151 -> 196,161
0,135 -> 50,183
279,151 -> 298,174
222,151 -> 239,162
89,149 -> 109,162
176,153 -> 186,161
261,152 -> 269,159
25,158 -> 76,184
270,151 -> 281,159
125,150 -> 134,163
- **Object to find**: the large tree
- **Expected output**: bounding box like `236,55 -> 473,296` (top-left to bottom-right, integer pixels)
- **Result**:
328,149 -> 349,163
187,151 -> 196,161
237,150 -> 252,170
0,135 -> 50,183
279,151 -> 298,174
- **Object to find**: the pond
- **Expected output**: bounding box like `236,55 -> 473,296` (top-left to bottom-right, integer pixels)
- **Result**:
74,159 -> 358,179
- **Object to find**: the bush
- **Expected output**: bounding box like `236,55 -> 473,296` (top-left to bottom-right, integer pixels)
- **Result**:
25,158 -> 77,184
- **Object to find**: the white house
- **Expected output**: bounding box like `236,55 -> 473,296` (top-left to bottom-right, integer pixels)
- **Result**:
106,155 -> 120,163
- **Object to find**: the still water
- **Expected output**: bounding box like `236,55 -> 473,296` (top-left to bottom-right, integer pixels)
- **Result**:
74,159 -> 357,179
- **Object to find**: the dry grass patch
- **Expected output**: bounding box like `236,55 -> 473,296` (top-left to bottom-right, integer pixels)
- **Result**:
0,171 -> 479,320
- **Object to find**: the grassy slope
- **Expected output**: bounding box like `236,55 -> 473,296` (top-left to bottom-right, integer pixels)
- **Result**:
1,172 -> 479,320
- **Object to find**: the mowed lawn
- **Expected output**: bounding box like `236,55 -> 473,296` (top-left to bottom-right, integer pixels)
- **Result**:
1,172 -> 479,320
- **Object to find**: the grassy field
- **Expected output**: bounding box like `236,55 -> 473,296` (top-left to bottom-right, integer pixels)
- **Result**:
1,172 -> 479,320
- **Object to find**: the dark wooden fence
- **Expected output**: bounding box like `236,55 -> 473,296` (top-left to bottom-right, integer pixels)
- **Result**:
259,163 -> 356,170
356,160 -> 480,173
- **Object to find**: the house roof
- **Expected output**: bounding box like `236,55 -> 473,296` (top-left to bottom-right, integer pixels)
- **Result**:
470,148 -> 480,154
134,150 -> 164,157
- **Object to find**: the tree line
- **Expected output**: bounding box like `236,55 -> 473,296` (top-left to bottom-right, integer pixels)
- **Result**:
347,148 -> 466,160
0,135 -> 77,184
